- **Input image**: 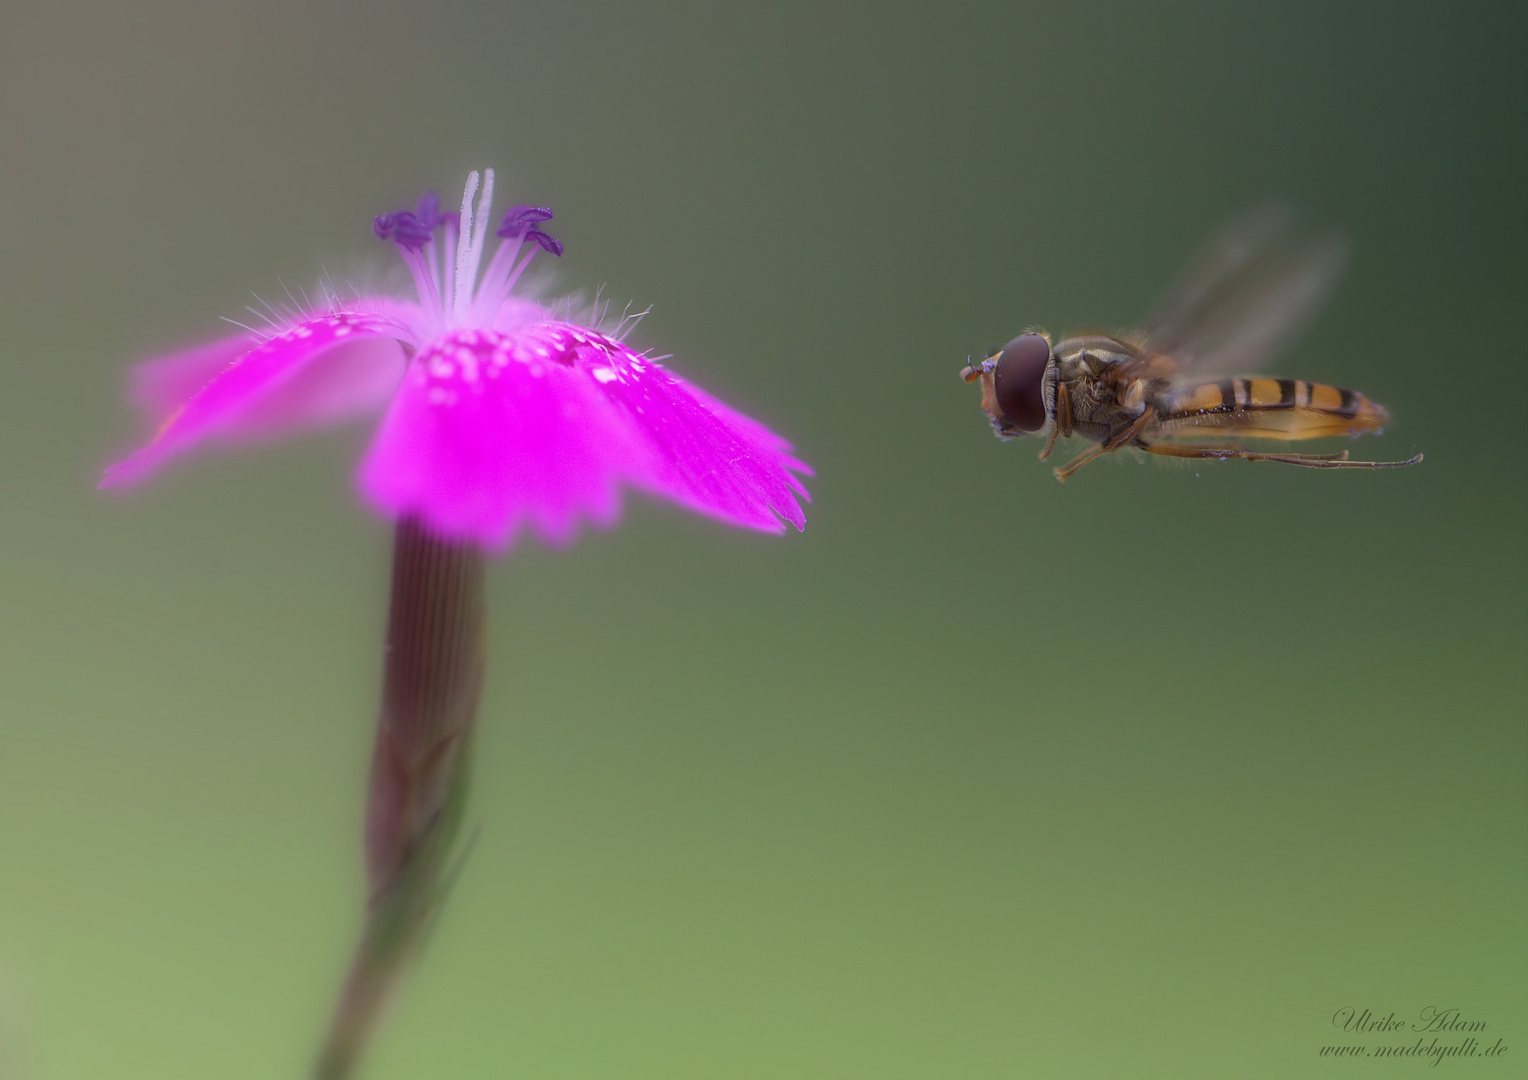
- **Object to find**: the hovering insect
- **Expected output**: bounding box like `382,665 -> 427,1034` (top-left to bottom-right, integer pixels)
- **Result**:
962,206 -> 1423,481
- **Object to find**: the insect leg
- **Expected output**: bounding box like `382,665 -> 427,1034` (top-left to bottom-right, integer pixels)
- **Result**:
1143,441 -> 1423,469
1038,421 -> 1061,462
1037,383 -> 1073,462
1104,408 -> 1155,451
1051,409 -> 1157,482
1239,450 -> 1423,469
1052,442 -> 1111,482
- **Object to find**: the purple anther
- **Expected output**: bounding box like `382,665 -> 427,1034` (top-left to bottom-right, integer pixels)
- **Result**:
496,205 -> 555,239
373,210 -> 433,251
524,228 -> 564,257
414,191 -> 441,230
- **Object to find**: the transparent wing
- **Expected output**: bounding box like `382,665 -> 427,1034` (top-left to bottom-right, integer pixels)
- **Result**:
1130,205 -> 1347,380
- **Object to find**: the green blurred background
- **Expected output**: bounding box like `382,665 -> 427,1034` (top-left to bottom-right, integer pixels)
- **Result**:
1,1 -> 1523,1076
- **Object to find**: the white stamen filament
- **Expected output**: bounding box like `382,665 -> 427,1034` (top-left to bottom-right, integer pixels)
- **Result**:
440,218 -> 458,317
500,243 -> 542,297
400,247 -> 444,324
453,171 -> 480,317
469,169 -> 495,302
453,169 -> 496,321
469,235 -> 524,322
423,237 -> 441,304
390,170 -> 544,334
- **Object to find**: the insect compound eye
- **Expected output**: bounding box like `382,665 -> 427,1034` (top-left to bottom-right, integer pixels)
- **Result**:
992,333 -> 1050,432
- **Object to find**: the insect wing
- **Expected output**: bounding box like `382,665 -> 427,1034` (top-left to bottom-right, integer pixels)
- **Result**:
1139,204 -> 1293,353
1130,205 -> 1346,381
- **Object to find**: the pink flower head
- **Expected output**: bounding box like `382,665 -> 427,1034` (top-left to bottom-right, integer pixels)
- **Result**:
102,170 -> 811,550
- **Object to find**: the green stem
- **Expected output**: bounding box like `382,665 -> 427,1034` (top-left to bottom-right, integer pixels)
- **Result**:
314,519 -> 486,1079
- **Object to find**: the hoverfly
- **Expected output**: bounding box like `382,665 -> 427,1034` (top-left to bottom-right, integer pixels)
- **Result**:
962,206 -> 1423,481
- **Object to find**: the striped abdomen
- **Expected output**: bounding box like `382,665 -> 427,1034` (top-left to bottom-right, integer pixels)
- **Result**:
1156,377 -> 1388,441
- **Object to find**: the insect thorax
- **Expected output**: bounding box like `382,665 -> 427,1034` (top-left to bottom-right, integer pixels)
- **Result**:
1053,352 -> 1135,443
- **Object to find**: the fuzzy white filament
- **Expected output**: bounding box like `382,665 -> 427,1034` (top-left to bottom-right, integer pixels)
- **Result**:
454,170 -> 495,321
454,171 -> 480,319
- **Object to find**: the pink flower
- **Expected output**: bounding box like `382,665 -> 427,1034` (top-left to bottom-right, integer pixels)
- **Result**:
102,170 -> 810,550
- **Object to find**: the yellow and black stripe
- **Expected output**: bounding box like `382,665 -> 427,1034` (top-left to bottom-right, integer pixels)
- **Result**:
1159,378 -> 1387,441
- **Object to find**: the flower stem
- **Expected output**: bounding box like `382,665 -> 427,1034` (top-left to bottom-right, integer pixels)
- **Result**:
314,519 -> 486,1079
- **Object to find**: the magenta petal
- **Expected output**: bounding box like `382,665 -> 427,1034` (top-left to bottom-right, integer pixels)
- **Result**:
358,328 -> 643,550
682,382 -> 815,499
101,311 -> 406,489
224,336 -> 408,438
130,333 -> 261,424
558,328 -> 812,532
